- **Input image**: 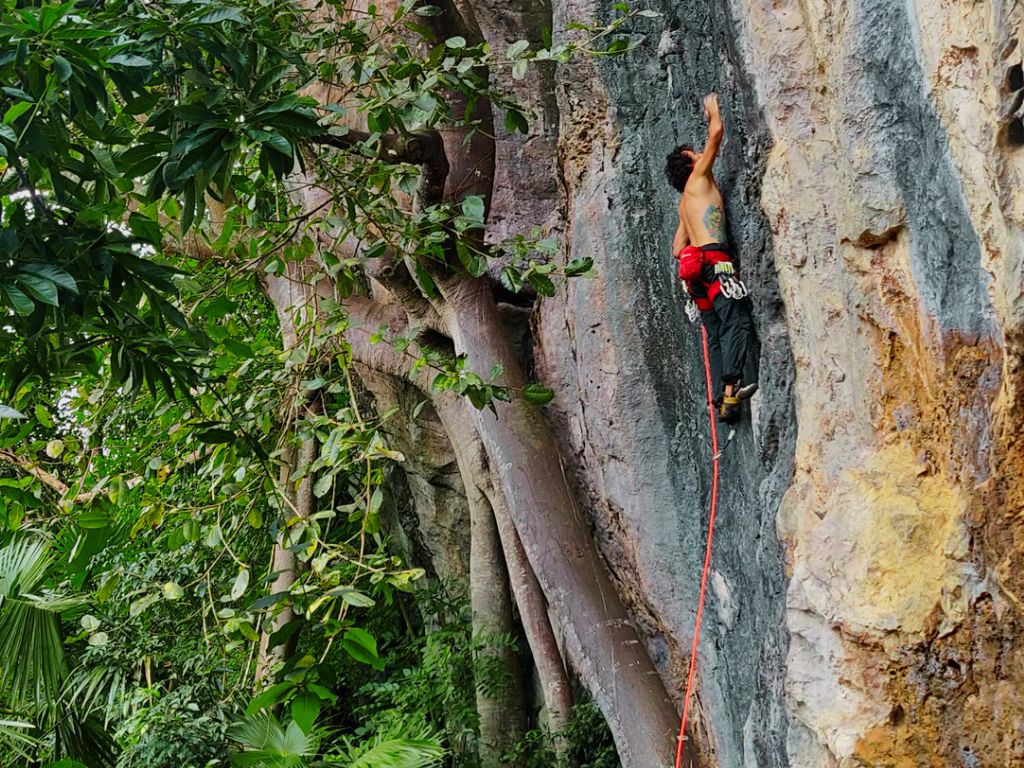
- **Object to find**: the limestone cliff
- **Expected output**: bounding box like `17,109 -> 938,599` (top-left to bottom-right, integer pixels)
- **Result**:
376,0 -> 1024,765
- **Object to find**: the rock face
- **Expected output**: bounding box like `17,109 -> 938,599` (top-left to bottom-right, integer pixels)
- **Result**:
379,0 -> 1024,764
535,0 -> 794,765
526,0 -> 1024,765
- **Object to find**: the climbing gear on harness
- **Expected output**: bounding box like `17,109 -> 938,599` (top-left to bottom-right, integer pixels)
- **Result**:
719,274 -> 749,300
675,323 -> 723,768
714,261 -> 749,299
682,243 -> 748,309
685,297 -> 700,324
713,260 -> 736,278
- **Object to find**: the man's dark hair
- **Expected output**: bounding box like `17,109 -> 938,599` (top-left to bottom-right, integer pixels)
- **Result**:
664,144 -> 694,192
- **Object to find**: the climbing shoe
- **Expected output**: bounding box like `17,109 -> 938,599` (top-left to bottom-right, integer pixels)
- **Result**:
718,395 -> 741,424
735,382 -> 758,401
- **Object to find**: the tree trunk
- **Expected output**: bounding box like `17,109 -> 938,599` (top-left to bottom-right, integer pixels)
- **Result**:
344,296 -> 689,767
256,271 -> 324,685
431,394 -> 574,741
467,471 -> 528,765
437,278 -> 686,768
254,410 -> 319,684
255,442 -> 300,684
483,484 -> 574,743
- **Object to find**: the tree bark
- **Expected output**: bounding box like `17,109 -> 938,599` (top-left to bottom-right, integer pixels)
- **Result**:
255,441 -> 300,685
255,270 -> 326,685
343,296 -> 683,766
466,464 -> 528,765
428,395 -> 574,742
482,483 -> 574,743
435,277 -> 687,768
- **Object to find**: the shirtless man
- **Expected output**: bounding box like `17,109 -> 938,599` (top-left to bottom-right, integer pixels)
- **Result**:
664,93 -> 755,423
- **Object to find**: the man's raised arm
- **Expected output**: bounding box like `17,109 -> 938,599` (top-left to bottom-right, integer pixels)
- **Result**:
692,93 -> 723,178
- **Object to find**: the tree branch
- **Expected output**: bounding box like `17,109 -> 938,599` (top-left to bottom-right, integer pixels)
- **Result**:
0,450 -> 145,506
0,450 -> 68,496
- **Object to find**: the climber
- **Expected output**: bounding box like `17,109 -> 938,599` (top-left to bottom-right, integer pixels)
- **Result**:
665,92 -> 756,423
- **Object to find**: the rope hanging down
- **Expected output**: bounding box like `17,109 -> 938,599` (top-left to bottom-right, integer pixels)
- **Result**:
674,324 -> 722,768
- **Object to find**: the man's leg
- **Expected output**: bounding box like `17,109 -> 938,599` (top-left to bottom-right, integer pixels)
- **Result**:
700,308 -> 724,403
712,292 -> 755,424
712,292 -> 754,390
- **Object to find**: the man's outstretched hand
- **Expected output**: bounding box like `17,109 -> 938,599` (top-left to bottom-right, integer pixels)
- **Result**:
703,92 -> 720,121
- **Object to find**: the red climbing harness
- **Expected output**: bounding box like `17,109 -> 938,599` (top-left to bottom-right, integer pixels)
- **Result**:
674,324 -> 721,768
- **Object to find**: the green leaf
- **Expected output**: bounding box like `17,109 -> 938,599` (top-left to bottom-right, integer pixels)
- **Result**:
460,195 -> 485,222
527,272 -> 556,297
564,256 -> 593,277
445,36 -> 467,49
342,627 -> 383,670
3,101 -> 32,125
313,473 -> 333,498
96,573 -> 120,603
326,586 -> 375,607
77,509 -> 110,530
522,383 -> 555,405
248,591 -> 290,610
20,263 -> 77,293
53,56 -> 73,82
258,132 -> 292,157
237,620 -> 259,642
197,296 -> 237,320
499,266 -> 523,293
347,739 -> 444,768
605,38 -> 631,55
129,593 -> 158,617
230,568 -> 250,601
245,682 -> 294,715
504,109 -> 529,135
87,631 -> 109,647
290,691 -> 320,734
18,274 -> 59,306
194,6 -> 244,23
413,260 -> 438,298
507,40 -> 530,58
34,405 -> 53,428
162,581 -> 184,600
2,286 -> 34,315
91,146 -> 120,177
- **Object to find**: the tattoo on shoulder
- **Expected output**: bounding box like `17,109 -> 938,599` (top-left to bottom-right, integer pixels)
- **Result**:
703,204 -> 725,241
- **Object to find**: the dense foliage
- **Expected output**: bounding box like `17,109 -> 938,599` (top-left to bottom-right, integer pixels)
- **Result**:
0,0 -> 651,763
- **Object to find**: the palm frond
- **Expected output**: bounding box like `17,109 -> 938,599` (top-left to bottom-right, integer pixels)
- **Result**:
54,707 -> 118,768
0,538 -> 52,599
0,717 -> 41,759
0,595 -> 67,706
62,664 -> 130,726
229,711 -> 319,768
343,739 -> 445,768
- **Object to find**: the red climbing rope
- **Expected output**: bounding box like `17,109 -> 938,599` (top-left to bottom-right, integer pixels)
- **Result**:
675,323 -> 721,768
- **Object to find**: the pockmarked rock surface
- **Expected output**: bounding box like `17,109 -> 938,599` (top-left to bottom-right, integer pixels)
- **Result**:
370,0 -> 1024,765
